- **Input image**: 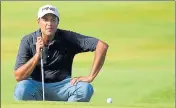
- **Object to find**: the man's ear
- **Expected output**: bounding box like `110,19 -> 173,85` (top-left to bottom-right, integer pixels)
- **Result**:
37,18 -> 40,24
58,21 -> 59,25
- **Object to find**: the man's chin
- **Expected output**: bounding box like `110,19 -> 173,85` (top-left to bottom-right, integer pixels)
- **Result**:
46,32 -> 55,36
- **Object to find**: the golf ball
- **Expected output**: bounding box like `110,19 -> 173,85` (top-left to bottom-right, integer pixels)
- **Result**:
107,98 -> 112,103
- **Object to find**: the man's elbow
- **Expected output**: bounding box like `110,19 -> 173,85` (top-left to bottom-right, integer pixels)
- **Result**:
14,70 -> 23,82
103,42 -> 109,50
97,40 -> 109,51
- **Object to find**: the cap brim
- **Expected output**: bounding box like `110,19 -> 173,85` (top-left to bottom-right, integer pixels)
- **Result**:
38,12 -> 59,19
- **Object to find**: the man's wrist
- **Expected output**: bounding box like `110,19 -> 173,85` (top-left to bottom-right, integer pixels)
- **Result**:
88,75 -> 94,82
35,52 -> 40,58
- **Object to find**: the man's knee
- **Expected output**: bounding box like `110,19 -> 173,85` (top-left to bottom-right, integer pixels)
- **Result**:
14,80 -> 41,100
77,82 -> 94,102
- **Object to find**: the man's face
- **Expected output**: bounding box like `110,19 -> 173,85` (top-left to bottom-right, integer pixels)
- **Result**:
38,13 -> 59,36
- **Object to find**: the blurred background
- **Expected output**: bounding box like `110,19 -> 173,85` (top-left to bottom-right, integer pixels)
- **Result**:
1,1 -> 175,108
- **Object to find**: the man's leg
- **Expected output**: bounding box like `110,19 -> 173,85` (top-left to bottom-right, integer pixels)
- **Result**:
47,78 -> 94,102
14,79 -> 43,100
67,82 -> 94,102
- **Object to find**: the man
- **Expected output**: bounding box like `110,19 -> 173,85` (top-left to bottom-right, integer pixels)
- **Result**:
14,4 -> 108,102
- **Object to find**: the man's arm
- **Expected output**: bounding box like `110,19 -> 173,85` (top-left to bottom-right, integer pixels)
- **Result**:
70,40 -> 108,85
88,40 -> 108,81
14,53 -> 40,82
14,37 -> 44,82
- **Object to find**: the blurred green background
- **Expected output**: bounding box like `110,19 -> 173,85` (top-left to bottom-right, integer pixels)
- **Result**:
1,1 -> 175,108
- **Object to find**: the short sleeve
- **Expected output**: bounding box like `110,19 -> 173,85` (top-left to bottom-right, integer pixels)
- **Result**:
70,31 -> 99,54
14,36 -> 31,70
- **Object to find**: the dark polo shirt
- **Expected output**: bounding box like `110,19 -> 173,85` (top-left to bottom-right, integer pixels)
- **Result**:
14,29 -> 99,83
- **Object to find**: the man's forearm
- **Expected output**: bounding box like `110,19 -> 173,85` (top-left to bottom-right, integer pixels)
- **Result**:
14,53 -> 40,82
89,40 -> 108,82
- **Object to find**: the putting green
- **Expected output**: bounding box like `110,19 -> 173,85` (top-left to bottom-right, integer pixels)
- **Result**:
1,1 -> 175,108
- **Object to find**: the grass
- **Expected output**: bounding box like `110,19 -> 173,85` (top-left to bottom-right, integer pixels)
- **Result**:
1,1 -> 175,108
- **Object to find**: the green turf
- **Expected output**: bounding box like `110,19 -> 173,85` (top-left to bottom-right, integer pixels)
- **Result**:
1,1 -> 175,108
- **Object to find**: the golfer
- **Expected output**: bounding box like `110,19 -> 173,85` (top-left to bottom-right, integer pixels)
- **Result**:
14,4 -> 108,102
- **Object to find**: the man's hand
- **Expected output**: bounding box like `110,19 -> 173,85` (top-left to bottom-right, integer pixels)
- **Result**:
36,37 -> 44,54
70,76 -> 92,85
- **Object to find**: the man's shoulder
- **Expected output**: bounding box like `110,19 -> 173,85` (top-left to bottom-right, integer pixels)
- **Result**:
57,28 -> 80,39
57,28 -> 71,36
57,29 -> 73,41
21,29 -> 40,43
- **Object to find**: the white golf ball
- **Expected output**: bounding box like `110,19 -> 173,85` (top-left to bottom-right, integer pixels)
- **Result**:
107,98 -> 112,103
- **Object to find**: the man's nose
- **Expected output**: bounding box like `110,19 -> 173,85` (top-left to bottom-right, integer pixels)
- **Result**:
47,21 -> 52,25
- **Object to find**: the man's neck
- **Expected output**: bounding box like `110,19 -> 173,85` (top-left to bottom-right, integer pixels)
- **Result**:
42,34 -> 55,45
